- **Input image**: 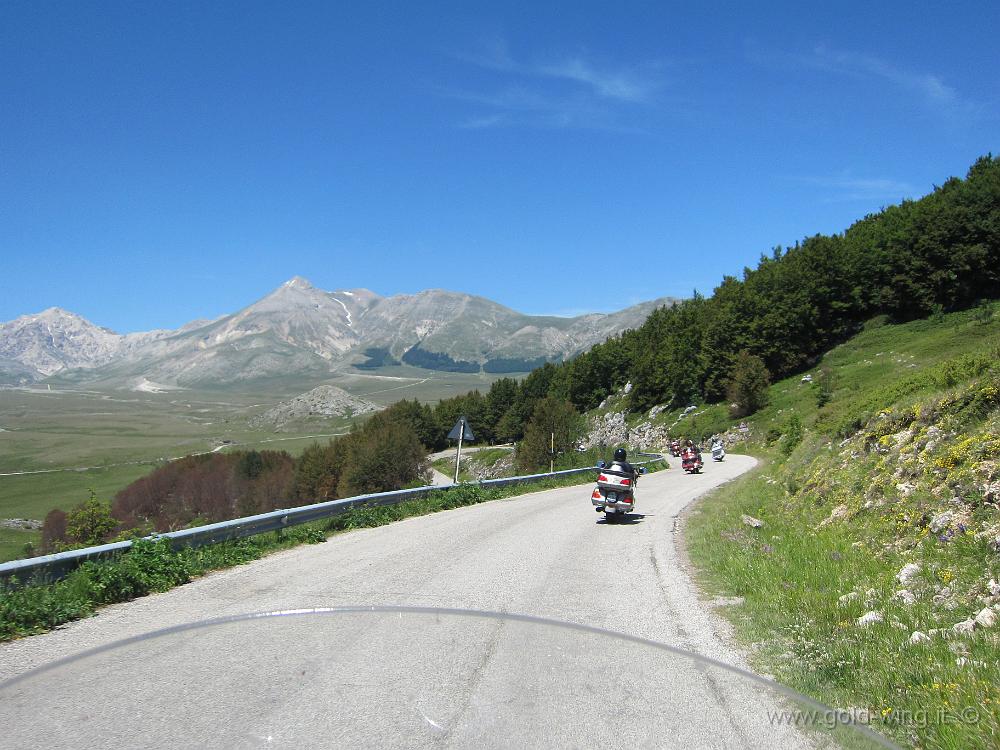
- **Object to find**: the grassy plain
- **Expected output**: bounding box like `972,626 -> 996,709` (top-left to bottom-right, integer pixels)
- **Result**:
0,527 -> 37,562
0,367 -> 530,562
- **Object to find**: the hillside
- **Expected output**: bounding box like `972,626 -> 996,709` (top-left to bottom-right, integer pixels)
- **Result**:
684,305 -> 1000,749
248,385 -> 381,430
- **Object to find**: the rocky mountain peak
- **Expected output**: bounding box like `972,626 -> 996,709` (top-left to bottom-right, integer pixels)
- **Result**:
1,284 -> 679,386
283,275 -> 315,290
0,307 -> 124,376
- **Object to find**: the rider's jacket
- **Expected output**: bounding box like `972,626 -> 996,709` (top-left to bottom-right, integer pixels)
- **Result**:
607,460 -> 636,480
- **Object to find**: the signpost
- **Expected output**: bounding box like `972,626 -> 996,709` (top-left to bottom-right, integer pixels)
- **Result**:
448,416 -> 476,484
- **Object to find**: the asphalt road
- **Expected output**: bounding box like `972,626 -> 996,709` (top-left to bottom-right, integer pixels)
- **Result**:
0,455 -> 842,749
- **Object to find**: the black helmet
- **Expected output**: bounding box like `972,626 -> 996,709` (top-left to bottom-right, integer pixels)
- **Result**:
613,447 -> 627,462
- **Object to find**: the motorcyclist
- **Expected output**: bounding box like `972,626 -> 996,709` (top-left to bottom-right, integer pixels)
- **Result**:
684,439 -> 701,457
608,447 -> 637,482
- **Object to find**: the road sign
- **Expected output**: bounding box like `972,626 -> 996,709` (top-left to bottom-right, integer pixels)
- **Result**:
448,417 -> 475,484
448,417 -> 475,442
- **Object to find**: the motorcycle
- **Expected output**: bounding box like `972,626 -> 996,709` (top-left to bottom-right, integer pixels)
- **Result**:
669,440 -> 681,457
681,448 -> 703,474
591,460 -> 646,520
711,441 -> 726,462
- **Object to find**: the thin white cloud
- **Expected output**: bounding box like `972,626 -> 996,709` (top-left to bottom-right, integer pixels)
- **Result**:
462,37 -> 659,103
747,41 -> 975,120
439,83 -> 646,133
789,172 -> 916,203
444,38 -> 663,130
809,45 -> 959,107
534,58 -> 654,103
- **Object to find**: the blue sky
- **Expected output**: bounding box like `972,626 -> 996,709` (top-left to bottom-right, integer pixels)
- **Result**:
1,1 -> 997,332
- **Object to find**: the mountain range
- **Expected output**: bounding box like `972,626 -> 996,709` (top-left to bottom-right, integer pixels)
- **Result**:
0,277 -> 675,388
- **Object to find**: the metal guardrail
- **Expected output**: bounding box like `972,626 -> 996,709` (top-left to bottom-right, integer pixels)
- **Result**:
0,454 -> 664,587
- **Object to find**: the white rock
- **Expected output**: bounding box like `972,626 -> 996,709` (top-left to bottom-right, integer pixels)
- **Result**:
975,607 -> 997,629
819,504 -> 849,527
856,611 -> 883,627
894,590 -> 916,606
838,592 -> 860,606
929,512 -> 953,533
956,657 -> 969,667
897,563 -> 922,585
909,631 -> 930,644
742,514 -> 764,528
890,429 -> 913,448
952,619 -> 976,635
988,579 -> 1000,597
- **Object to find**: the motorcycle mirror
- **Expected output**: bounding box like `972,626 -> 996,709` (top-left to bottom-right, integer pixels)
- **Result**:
639,466 -> 647,474
596,460 -> 606,469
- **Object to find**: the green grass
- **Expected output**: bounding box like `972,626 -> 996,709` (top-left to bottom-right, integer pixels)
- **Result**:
684,305 -> 1000,749
687,461 -> 999,749
747,304 -> 1000,440
432,447 -> 515,482
0,527 -> 39,562
0,464 -> 157,527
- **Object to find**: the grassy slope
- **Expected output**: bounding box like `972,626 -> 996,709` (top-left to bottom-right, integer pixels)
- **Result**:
432,447 -> 515,482
686,305 -> 1000,749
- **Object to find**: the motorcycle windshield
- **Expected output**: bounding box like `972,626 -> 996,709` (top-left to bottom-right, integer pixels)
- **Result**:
0,607 -> 899,749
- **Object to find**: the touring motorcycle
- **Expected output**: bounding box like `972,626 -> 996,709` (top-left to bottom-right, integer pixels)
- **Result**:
591,461 -> 646,520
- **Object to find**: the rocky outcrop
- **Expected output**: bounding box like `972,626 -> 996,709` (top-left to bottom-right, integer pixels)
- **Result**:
249,385 -> 380,429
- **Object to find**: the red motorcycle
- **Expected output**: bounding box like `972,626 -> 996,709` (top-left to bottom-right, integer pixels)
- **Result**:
681,447 -> 703,474
669,440 -> 681,457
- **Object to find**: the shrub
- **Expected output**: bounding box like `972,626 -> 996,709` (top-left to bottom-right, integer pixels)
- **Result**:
515,398 -> 585,473
64,491 -> 118,547
40,509 -> 68,552
782,415 -> 803,456
726,351 -> 771,418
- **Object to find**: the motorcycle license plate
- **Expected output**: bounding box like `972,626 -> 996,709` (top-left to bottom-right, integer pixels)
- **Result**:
606,492 -> 617,501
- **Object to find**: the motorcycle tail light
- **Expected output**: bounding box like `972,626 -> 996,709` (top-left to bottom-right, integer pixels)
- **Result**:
592,488 -> 602,499
620,478 -> 630,486
598,474 -> 607,482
